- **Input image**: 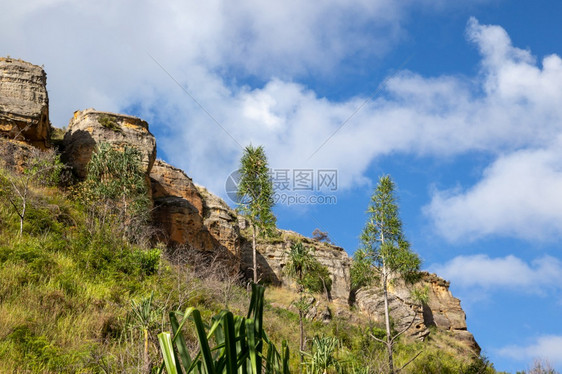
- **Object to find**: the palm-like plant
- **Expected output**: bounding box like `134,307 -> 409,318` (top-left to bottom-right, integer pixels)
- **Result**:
158,283 -> 289,374
130,292 -> 159,374
285,242 -> 316,356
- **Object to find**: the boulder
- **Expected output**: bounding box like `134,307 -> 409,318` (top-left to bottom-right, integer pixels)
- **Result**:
151,160 -> 203,214
356,283 -> 429,340
150,160 -> 213,248
62,109 -> 156,179
0,58 -> 50,148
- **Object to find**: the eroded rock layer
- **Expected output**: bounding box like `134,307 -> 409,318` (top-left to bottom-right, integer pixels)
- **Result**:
355,273 -> 480,353
240,231 -> 351,301
149,160 -> 241,267
62,109 -> 156,179
0,58 -> 50,148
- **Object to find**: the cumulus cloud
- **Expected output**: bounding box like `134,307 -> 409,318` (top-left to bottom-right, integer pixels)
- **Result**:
426,143 -> 562,241
0,0 -> 413,126
498,335 -> 562,366
4,3 -> 562,243
430,254 -> 562,293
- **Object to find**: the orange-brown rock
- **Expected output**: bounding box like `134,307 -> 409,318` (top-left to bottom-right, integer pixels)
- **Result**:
150,160 -> 241,264
62,109 -> 156,179
355,272 -> 481,354
150,160 -> 212,247
0,58 -> 50,148
151,160 -> 203,214
197,185 -> 242,259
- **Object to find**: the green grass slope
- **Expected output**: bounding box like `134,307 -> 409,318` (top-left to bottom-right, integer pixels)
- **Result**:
0,162 -> 499,373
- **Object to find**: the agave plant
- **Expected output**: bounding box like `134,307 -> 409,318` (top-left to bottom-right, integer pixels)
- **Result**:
158,283 -> 290,374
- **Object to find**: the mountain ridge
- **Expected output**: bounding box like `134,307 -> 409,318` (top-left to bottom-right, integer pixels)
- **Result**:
0,56 -> 482,366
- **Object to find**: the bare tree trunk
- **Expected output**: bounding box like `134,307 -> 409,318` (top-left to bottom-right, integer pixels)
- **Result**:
143,328 -> 150,374
299,308 -> 305,353
382,269 -> 395,374
252,222 -> 258,284
321,277 -> 331,301
19,198 -> 25,237
299,289 -> 305,370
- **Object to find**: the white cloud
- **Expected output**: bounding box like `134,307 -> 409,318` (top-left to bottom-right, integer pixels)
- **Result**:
426,143 -> 562,241
498,335 -> 562,366
4,3 -> 562,243
430,254 -> 562,293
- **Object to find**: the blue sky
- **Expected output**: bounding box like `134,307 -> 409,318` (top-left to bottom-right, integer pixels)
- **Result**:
3,0 -> 562,371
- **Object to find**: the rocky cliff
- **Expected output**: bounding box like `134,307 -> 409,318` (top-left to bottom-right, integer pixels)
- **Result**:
62,109 -> 156,179
0,58 -> 50,149
0,57 -> 480,356
149,160 -> 240,265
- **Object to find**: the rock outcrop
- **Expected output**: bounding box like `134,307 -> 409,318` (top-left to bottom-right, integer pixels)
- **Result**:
355,273 -> 480,353
0,58 -> 50,148
62,109 -> 156,179
240,231 -> 351,301
0,57 -> 481,358
421,273 -> 480,351
197,185 -> 242,259
150,160 -> 241,265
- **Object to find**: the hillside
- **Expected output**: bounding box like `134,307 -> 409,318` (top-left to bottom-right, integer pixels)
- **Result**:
0,57 -> 496,373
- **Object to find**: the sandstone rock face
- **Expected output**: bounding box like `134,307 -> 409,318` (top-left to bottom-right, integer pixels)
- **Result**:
421,273 -> 480,352
240,231 -> 351,301
151,160 -> 203,214
196,185 -> 241,259
355,272 -> 480,353
151,160 -> 214,249
356,281 -> 428,340
150,161 -> 241,265
0,58 -> 50,148
62,109 -> 156,179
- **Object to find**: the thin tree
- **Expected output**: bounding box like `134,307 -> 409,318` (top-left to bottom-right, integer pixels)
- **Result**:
285,241 -> 331,362
0,148 -> 63,236
358,175 -> 421,374
82,143 -> 150,242
237,145 -> 276,283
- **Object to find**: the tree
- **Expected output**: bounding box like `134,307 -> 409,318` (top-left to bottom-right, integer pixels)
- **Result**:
0,148 -> 63,236
81,142 -> 151,243
311,228 -> 332,244
237,145 -> 276,283
357,175 -> 421,374
285,241 -> 331,361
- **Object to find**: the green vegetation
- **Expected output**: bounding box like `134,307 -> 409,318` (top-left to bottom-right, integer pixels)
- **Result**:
98,115 -> 122,132
285,241 -> 333,360
81,142 -> 151,244
0,147 -> 64,236
353,175 -> 422,373
0,143 -> 504,373
237,145 -> 277,283
158,284 -> 289,374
